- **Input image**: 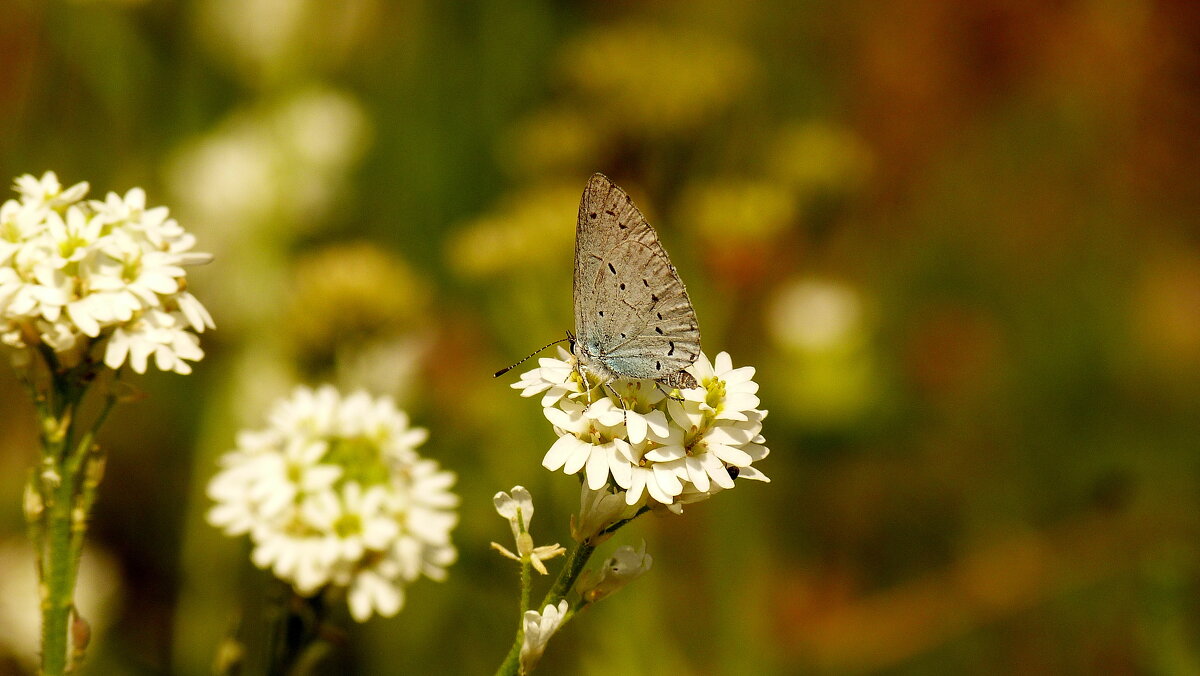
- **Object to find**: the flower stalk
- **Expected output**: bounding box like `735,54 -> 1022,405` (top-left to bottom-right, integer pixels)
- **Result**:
1,172 -> 214,673
264,583 -> 331,676
28,352 -> 110,676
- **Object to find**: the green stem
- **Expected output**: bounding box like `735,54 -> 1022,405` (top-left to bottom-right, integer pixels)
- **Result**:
595,506 -> 650,542
537,541 -> 595,612
37,354 -> 110,676
40,427 -> 77,676
263,582 -> 330,676
496,537 -> 534,676
494,541 -> 597,676
520,555 -> 532,616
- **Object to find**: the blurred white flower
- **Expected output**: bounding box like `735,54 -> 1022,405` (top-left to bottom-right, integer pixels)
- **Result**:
515,350 -> 769,509
520,599 -> 569,674
168,88 -> 369,242
13,171 -> 89,210
207,385 -> 458,622
768,278 -> 863,351
0,539 -> 120,668
576,541 -> 652,603
0,172 -> 213,373
491,486 -> 565,575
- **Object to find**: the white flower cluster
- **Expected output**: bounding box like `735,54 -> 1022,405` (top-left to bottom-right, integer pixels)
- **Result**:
207,386 -> 458,622
513,349 -> 769,512
0,172 -> 214,373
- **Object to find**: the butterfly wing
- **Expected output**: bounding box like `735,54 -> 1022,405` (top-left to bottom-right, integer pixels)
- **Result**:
573,173 -> 700,379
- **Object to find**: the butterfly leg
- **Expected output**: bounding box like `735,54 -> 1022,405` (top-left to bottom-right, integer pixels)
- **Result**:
602,381 -> 632,427
575,364 -> 595,404
655,383 -> 687,402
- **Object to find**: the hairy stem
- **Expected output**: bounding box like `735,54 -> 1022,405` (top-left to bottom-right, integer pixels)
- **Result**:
39,408 -> 78,676
37,354 -> 109,676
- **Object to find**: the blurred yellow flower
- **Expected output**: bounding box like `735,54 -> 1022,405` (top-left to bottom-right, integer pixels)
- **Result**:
767,278 -> 877,427
200,0 -> 382,85
498,107 -> 608,178
559,23 -> 757,137
677,179 -> 797,244
286,242 -> 428,370
768,278 -> 864,352
446,182 -> 581,279
765,121 -> 874,199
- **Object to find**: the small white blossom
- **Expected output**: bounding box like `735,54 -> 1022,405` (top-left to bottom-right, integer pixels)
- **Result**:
491,486 -> 565,575
520,600 -> 569,674
577,541 -> 653,603
0,172 -> 212,372
207,385 -> 458,622
493,486 -> 535,540
571,483 -> 643,545
514,350 -> 769,509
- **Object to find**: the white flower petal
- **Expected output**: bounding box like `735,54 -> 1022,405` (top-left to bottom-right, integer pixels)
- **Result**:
543,435 -> 582,472
585,444 -> 611,489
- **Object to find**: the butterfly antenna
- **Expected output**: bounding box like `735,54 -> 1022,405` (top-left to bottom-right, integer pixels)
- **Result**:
494,337 -> 571,378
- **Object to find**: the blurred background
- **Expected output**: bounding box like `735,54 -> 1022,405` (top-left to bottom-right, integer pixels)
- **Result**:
2,0 -> 1200,673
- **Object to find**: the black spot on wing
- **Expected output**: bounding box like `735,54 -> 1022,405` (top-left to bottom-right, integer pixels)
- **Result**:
608,263 -> 616,274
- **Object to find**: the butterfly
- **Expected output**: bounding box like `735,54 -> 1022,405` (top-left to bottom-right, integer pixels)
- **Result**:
570,173 -> 700,391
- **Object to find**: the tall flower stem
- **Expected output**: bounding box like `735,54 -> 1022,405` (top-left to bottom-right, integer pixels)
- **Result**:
29,352 -> 111,676
262,583 -> 330,676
